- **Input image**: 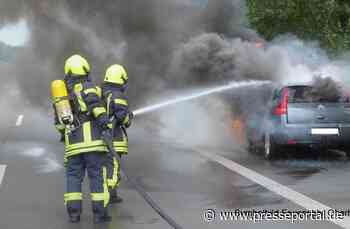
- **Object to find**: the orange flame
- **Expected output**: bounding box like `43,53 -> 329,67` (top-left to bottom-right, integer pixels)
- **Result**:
231,117 -> 246,146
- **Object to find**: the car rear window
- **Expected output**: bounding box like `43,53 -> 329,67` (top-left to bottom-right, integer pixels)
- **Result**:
287,86 -> 349,103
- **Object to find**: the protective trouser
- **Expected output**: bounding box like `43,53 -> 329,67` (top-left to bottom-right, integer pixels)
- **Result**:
64,152 -> 109,217
106,126 -> 127,194
102,86 -> 129,200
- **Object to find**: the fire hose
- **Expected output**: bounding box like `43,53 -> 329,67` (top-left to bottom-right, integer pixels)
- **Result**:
101,122 -> 183,229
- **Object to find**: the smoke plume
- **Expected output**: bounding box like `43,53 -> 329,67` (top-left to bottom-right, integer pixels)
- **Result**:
169,33 -> 280,86
0,0 -> 260,108
1,0 -> 349,151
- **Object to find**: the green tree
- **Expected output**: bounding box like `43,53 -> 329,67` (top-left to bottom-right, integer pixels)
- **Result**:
247,0 -> 350,52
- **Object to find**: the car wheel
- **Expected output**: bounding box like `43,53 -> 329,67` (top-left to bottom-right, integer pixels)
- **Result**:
264,133 -> 278,160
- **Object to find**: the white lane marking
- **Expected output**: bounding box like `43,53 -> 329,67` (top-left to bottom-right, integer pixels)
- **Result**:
199,151 -> 350,229
15,114 -> 24,126
0,165 -> 6,186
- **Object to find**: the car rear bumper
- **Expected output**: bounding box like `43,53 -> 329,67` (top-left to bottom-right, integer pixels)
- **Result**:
271,124 -> 350,148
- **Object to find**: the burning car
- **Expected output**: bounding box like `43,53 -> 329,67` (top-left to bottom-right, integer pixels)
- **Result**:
248,78 -> 350,159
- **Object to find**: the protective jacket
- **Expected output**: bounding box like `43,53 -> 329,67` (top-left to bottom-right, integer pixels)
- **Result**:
101,83 -> 130,155
55,77 -> 109,159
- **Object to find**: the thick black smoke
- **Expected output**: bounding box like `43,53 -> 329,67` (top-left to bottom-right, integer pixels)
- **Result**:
305,76 -> 343,103
169,33 -> 278,86
0,0 -> 259,108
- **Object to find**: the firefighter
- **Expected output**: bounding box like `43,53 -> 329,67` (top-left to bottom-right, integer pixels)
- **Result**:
54,54 -> 112,224
101,64 -> 132,204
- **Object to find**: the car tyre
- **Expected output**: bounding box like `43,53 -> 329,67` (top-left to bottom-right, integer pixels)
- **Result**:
264,133 -> 278,160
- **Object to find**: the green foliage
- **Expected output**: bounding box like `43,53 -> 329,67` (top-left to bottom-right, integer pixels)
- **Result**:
247,0 -> 350,53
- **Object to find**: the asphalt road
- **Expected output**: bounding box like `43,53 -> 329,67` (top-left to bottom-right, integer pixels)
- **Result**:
1,109 -> 350,229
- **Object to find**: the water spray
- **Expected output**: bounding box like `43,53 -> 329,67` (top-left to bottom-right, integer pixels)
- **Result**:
133,80 -> 271,116
116,80 -> 270,229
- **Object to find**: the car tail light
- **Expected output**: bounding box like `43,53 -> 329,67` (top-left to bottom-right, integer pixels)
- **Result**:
287,139 -> 297,145
273,88 -> 288,116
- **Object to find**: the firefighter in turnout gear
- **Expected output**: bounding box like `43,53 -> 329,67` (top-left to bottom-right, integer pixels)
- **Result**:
53,54 -> 112,224
101,64 -> 133,204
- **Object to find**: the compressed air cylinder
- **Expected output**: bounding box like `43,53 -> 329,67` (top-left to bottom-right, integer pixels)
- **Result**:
51,80 -> 74,126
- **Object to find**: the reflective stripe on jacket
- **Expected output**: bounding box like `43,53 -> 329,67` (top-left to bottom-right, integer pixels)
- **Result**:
102,85 -> 129,154
55,80 -> 109,158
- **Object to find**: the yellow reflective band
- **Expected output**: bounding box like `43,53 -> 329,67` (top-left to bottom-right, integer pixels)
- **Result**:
107,179 -> 116,189
65,139 -> 108,157
65,146 -> 108,158
103,166 -> 110,207
113,140 -> 128,147
114,147 -> 128,154
107,179 -> 114,188
107,157 -> 120,189
78,95 -> 88,112
64,192 -> 82,205
74,84 -> 88,112
91,166 -> 109,207
66,139 -> 106,151
114,99 -> 128,106
114,158 -> 121,187
96,86 -> 102,98
91,193 -> 105,201
84,88 -> 97,94
122,115 -> 130,125
107,179 -> 113,187
113,137 -> 128,153
93,107 -> 106,118
103,167 -> 110,207
83,122 -> 92,142
114,146 -> 128,150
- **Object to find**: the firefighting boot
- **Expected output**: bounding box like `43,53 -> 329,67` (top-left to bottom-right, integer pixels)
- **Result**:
109,188 -> 123,204
69,215 -> 80,223
93,203 -> 112,224
67,206 -> 81,223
